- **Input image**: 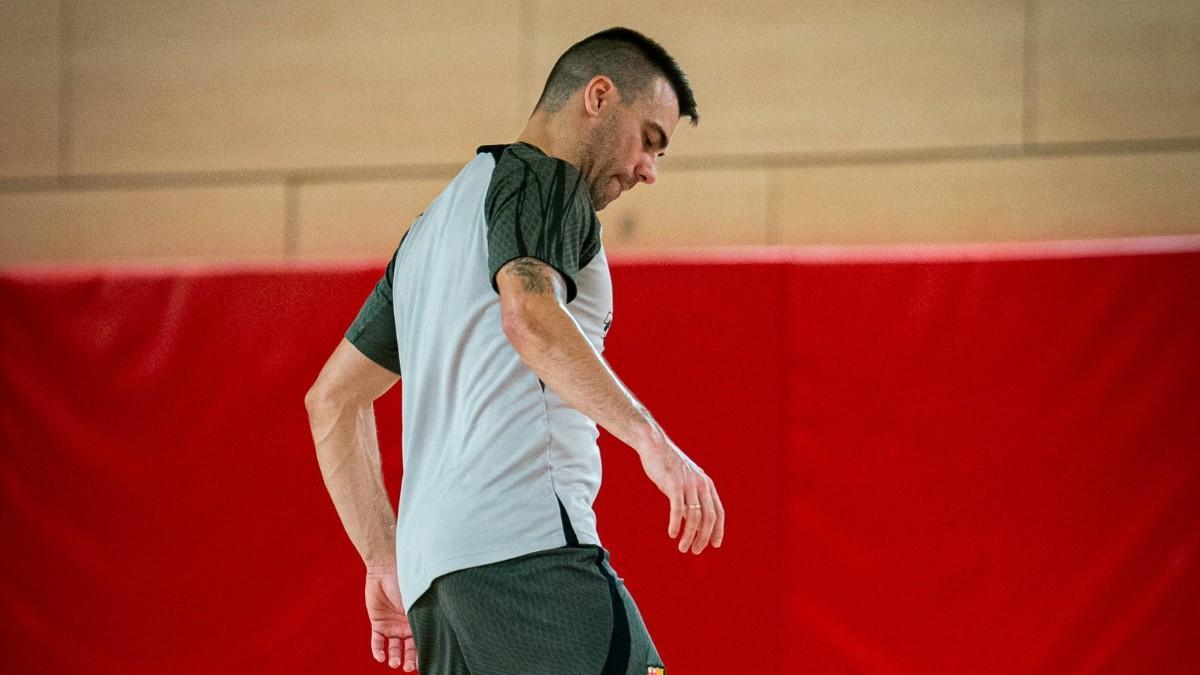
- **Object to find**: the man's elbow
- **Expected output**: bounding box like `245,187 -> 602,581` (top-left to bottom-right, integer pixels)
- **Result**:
501,302 -> 549,364
304,380 -> 339,423
305,381 -> 347,457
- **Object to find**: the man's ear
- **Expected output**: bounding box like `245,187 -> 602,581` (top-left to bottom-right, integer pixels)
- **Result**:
583,75 -> 616,117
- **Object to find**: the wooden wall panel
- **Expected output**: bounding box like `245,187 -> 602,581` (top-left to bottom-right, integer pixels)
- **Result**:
4,1 -> 1196,263
600,167 -> 770,249
296,178 -> 446,258
1037,0 -> 1200,142
0,186 -> 286,263
772,152 -> 1200,244
68,1 -> 524,174
0,1 -> 60,178
530,1 -> 1025,157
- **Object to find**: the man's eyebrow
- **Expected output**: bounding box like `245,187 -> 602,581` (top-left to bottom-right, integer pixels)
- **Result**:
647,121 -> 669,153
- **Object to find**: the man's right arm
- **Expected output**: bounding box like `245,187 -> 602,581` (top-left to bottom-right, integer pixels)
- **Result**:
497,256 -> 725,554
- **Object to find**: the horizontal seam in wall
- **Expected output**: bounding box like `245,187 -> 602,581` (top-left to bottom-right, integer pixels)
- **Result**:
1,137 -> 1198,195
667,137 -> 1200,170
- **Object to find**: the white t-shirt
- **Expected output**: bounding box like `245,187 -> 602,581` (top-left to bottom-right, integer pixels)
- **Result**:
345,142 -> 613,610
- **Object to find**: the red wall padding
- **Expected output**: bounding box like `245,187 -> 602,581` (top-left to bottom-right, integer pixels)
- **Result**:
2,248 -> 1198,674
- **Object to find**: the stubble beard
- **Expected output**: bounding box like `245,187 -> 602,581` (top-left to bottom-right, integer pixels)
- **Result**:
579,115 -> 621,210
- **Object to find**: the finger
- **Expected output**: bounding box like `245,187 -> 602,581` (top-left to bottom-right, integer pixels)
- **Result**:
691,479 -> 718,554
388,636 -> 402,669
404,636 -> 417,672
372,630 -> 386,663
678,480 -> 702,553
666,481 -> 683,540
711,483 -> 726,548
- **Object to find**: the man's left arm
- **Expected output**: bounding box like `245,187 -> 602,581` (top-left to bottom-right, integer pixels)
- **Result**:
306,337 -> 399,569
305,338 -> 414,671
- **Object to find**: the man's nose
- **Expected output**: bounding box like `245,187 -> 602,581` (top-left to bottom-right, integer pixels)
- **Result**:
636,156 -> 657,186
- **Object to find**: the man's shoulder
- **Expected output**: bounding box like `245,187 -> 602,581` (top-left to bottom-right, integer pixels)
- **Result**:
485,143 -> 584,192
480,143 -> 594,223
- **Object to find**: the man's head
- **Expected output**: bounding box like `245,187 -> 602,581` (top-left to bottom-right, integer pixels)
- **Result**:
529,28 -> 698,210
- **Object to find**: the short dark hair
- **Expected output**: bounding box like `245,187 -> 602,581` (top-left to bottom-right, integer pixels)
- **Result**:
534,27 -> 698,126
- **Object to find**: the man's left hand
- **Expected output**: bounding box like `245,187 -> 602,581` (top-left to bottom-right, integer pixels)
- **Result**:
365,567 -> 417,671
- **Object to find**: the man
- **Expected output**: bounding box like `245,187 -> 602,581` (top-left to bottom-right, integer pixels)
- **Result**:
305,27 -> 724,674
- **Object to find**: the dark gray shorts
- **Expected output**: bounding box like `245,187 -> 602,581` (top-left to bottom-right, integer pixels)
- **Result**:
407,545 -> 665,675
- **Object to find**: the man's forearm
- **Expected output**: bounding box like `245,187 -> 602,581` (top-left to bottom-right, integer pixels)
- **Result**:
307,398 -> 396,569
504,298 -> 665,456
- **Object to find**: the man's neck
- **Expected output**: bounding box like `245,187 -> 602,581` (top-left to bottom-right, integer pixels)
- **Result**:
516,113 -> 583,171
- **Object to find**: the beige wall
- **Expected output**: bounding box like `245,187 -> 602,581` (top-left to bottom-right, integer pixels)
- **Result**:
2,0 -> 1198,264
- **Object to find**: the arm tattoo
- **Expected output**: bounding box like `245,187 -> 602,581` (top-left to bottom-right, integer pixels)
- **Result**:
506,258 -> 563,300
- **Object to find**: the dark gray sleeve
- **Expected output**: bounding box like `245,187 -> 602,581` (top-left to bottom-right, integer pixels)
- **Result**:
484,154 -> 601,303
344,248 -> 401,375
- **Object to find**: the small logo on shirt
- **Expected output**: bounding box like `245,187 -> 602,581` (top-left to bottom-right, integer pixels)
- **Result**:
648,668 -> 665,675
602,311 -> 613,337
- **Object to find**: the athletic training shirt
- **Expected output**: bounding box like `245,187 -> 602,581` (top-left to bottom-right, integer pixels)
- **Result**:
345,142 -> 613,611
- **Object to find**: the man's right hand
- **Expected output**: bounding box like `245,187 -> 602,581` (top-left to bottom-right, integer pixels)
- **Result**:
638,439 -> 725,554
